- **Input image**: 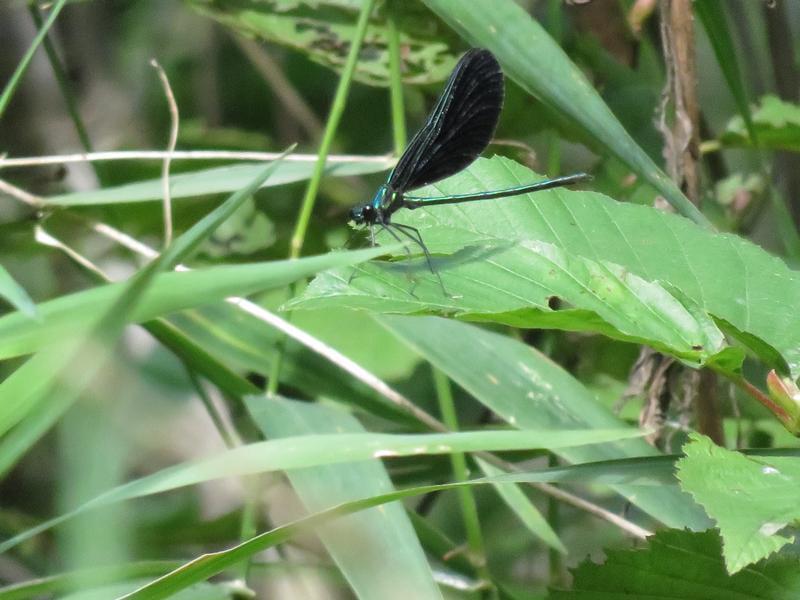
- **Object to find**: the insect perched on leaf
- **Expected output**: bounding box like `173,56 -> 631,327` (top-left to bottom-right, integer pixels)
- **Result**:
349,48 -> 590,294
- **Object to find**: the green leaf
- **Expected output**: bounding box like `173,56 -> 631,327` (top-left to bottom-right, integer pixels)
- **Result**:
0,264 -> 37,318
295,156 -> 799,375
378,315 -> 709,529
676,433 -> 800,573
198,197 -> 276,257
550,529 -> 800,599
245,396 -> 442,600
719,95 -> 800,152
188,0 -> 460,87
419,0 -> 710,226
0,248 -> 394,362
0,423 -> 646,555
44,158 -> 392,206
295,235 -> 727,366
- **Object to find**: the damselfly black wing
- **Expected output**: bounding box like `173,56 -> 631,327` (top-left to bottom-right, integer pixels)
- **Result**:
387,49 -> 504,195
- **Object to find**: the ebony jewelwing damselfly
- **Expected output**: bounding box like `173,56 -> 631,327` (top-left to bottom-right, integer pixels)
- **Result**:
349,48 -> 590,294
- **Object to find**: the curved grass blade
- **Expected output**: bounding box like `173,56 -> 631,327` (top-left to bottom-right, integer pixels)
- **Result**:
44,157 -> 392,206
419,0 -> 710,227
0,425 -> 645,555
694,1 -> 757,145
476,457 -> 566,555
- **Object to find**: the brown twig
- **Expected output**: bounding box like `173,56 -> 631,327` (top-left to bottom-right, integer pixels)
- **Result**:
658,0 -> 700,201
657,0 -> 724,444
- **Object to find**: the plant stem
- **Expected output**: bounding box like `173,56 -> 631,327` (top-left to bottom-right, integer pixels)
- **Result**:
432,367 -> 491,583
547,453 -> 562,586
269,0 -> 376,396
386,1 -> 407,154
288,0 -> 376,259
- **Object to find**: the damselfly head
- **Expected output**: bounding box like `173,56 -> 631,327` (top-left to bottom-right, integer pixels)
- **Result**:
348,203 -> 377,225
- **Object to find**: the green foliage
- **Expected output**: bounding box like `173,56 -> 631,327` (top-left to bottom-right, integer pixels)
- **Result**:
677,433 -> 800,573
247,396 -> 442,599
378,315 -> 709,529
188,0 -> 461,86
2,0 -> 800,598
550,529 -> 800,599
420,0 -> 709,226
719,95 -> 800,152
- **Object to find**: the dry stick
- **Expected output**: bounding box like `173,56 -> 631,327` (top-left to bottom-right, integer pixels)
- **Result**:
150,59 -> 179,248
658,0 -> 724,445
1,179 -> 651,540
0,150 -> 393,169
658,0 -> 700,202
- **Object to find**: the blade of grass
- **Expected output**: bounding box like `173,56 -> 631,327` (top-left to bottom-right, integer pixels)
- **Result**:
27,2 -> 94,156
0,0 -> 69,120
0,249 -> 396,362
246,396 -> 442,599
0,427 -> 647,554
420,0 -> 711,228
0,561 -> 182,600
476,457 -> 566,555
0,265 -> 36,318
432,368 -> 489,582
0,246 -> 395,477
288,0 -> 377,259
379,315 -> 709,529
